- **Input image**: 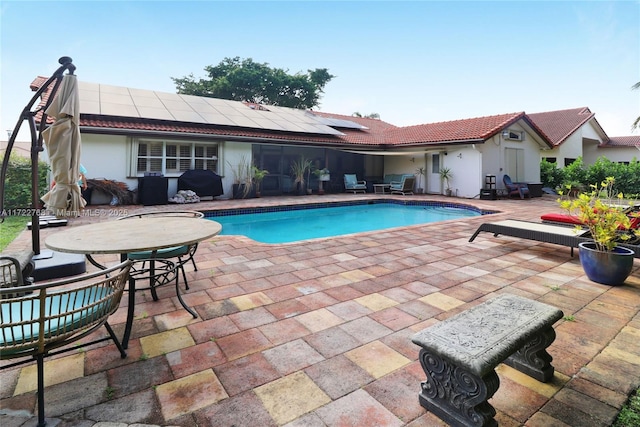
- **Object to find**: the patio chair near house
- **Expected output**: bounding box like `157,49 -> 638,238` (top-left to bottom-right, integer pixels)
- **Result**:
0,260 -> 132,427
503,174 -> 530,199
344,174 -> 367,193
390,174 -> 415,195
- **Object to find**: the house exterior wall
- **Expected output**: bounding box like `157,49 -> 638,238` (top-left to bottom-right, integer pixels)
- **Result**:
383,155 -> 421,177
543,132 -> 583,165
79,133 -> 252,199
220,142 -> 253,198
587,147 -> 640,164
482,125 -> 542,193
444,147 -> 481,198
80,134 -> 130,188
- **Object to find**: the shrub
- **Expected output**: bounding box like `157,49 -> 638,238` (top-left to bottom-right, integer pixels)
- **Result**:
540,159 -> 564,190
539,157 -> 639,198
1,152 -> 50,209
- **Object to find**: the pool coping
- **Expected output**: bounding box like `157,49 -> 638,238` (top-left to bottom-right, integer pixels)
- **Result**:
202,198 -> 499,218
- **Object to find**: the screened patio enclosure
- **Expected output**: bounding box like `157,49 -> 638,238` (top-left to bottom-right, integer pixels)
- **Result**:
252,144 -> 369,195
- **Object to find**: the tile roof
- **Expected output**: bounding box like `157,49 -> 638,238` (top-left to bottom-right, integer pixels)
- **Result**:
527,107 -> 606,146
382,112 -> 526,146
29,77 -> 555,148
601,135 -> 640,147
81,115 -> 381,147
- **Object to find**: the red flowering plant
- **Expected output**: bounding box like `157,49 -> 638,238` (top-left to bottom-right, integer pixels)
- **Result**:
559,177 -> 640,252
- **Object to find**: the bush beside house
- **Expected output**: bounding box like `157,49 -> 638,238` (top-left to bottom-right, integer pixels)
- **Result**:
541,157 -> 640,197
1,152 -> 49,209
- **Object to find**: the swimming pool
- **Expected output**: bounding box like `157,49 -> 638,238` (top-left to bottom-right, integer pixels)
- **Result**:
206,200 -> 490,244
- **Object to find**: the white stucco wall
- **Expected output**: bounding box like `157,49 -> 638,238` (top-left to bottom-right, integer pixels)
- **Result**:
79,134 -> 131,187
79,134 -> 253,200
220,142 -> 253,199
586,147 -> 640,164
483,127 -> 542,193
442,147 -> 482,198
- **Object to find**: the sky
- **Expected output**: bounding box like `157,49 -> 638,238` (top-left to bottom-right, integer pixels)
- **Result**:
2,0 -> 639,143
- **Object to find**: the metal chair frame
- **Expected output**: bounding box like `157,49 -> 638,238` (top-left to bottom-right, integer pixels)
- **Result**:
117,210 -> 203,288
0,260 -> 132,427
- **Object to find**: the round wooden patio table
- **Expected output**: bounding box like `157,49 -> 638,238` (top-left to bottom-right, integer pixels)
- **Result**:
45,216 -> 222,347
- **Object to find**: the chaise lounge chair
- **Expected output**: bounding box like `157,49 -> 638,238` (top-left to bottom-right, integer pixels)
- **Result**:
344,174 -> 367,193
389,175 -> 415,195
469,219 -> 639,258
542,204 -> 640,228
503,175 -> 530,199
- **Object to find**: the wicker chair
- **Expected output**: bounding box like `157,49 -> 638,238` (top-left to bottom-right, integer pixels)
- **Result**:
0,260 -> 132,427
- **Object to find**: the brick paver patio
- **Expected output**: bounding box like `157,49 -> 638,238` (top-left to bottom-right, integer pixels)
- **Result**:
1,193 -> 638,426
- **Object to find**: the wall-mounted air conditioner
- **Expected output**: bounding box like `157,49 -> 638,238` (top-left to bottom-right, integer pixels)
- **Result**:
503,130 -> 524,141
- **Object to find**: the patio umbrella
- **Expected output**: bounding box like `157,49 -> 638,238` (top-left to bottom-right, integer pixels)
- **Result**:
41,73 -> 86,217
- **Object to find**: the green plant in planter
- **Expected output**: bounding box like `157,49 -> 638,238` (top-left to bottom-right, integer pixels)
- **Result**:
415,167 -> 425,193
312,167 -> 330,194
251,165 -> 269,197
559,177 -> 639,252
291,156 -> 312,195
227,155 -> 253,198
439,167 -> 453,195
559,177 -> 639,285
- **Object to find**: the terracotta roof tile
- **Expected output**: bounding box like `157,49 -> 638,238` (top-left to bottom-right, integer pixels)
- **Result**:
382,112 -> 527,145
601,136 -> 640,147
527,107 -> 596,146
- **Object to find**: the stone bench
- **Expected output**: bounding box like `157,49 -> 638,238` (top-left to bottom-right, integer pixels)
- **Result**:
411,294 -> 563,427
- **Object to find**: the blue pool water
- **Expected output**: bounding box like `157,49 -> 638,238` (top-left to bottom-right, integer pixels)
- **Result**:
207,202 -> 483,244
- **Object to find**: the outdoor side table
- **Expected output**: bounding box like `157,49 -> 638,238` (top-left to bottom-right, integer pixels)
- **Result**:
374,184 -> 390,194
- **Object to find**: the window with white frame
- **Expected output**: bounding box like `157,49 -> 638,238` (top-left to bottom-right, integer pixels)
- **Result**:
131,139 -> 220,176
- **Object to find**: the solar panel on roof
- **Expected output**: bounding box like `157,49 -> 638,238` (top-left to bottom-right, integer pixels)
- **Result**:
79,82 -> 350,134
305,112 -> 368,130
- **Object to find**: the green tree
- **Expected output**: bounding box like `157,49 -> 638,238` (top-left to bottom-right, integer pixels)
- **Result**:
172,57 -> 334,109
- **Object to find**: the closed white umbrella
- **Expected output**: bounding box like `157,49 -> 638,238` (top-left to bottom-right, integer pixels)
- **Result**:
41,73 -> 86,217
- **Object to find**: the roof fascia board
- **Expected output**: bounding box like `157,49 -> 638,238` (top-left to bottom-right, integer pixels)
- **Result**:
380,139 -> 486,149
78,126 -> 379,149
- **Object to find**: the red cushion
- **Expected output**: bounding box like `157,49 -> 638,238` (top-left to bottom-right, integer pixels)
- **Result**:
540,213 -> 583,225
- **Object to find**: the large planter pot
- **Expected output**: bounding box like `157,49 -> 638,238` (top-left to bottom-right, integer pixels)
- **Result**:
578,242 -> 635,286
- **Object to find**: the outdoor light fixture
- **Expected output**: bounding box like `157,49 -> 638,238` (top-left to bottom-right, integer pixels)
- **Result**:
502,130 -> 510,138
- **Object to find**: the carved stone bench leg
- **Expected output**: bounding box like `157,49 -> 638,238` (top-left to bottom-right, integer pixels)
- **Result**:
504,326 -> 556,382
417,349 -> 500,427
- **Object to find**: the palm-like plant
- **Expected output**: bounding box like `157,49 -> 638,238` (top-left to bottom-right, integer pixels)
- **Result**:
291,156 -> 312,191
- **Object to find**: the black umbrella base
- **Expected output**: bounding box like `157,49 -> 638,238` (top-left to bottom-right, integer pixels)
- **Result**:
33,250 -> 86,281
27,216 -> 68,229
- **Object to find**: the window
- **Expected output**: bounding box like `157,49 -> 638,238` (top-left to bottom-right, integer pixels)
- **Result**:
132,139 -> 220,177
543,157 -> 557,163
431,153 -> 440,174
564,158 -> 577,167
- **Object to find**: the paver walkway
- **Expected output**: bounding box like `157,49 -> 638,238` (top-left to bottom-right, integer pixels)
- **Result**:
1,193 -> 639,427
